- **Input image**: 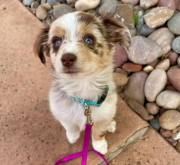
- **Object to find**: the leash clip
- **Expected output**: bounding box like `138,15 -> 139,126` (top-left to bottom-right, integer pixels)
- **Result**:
84,103 -> 93,125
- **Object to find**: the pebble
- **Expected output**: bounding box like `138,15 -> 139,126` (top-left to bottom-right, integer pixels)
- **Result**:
121,0 -> 139,5
155,59 -> 170,71
115,68 -> 128,76
172,131 -> 180,141
148,28 -> 175,55
36,5 -> 48,20
167,69 -> 180,92
113,46 -> 128,67
172,37 -> 180,54
140,0 -> 158,9
122,63 -> 142,72
146,103 -> 159,115
47,0 -> 58,5
143,66 -> 154,73
166,138 -> 177,146
159,110 -> 180,130
139,25 -> 156,37
149,119 -> 160,131
178,57 -> 180,67
149,59 -> 159,68
98,0 -> 118,15
144,69 -> 167,102
67,0 -> 77,4
31,1 -> 39,8
160,128 -> 173,138
124,71 -> 148,105
167,13 -> 180,35
53,4 -> 74,18
127,99 -> 154,121
178,2 -> 180,11
167,51 -> 178,66
75,0 -> 101,11
48,8 -> 54,14
159,108 -> 167,116
175,142 -> 180,153
165,86 -> 177,92
158,0 -> 178,10
143,7 -> 174,28
173,126 -> 180,134
126,36 -> 162,65
113,73 -> 128,87
156,90 -> 180,110
41,0 -> 47,5
23,0 -> 35,6
41,3 -> 52,10
129,28 -> 137,37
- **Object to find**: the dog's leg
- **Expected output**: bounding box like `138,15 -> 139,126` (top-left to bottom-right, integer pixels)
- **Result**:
107,120 -> 116,133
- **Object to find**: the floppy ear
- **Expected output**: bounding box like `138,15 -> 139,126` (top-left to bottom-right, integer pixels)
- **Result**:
33,26 -> 50,65
100,15 -> 131,49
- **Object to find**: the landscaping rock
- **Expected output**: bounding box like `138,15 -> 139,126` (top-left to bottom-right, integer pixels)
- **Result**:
115,68 -> 128,76
146,103 -> 159,115
160,128 -> 173,138
67,0 -> 77,4
155,59 -> 170,71
31,1 -> 39,8
139,25 -> 156,37
175,142 -> 180,153
41,3 -> 52,10
168,13 -> 180,35
122,63 -> 142,72
36,5 -> 48,20
75,0 -> 101,11
158,0 -> 178,10
168,51 -> 178,66
178,57 -> 180,67
53,4 -> 74,18
122,0 -> 139,5
113,73 -> 128,87
172,37 -> 180,54
23,0 -> 35,6
165,86 -> 177,91
149,119 -> 160,131
143,65 -> 154,73
140,0 -> 158,9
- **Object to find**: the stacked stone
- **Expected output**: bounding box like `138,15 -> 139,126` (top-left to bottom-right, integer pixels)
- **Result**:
21,0 -> 180,153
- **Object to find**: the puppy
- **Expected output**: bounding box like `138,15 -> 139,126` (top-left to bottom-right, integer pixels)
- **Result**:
34,11 -> 130,154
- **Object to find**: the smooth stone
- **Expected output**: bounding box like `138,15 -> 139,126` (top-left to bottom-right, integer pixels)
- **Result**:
144,7 -> 174,28
178,2 -> 180,11
67,0 -> 77,4
155,59 -> 170,71
165,86 -> 177,92
23,0 -> 35,6
127,99 -> 154,121
48,8 -> 54,14
170,65 -> 180,70
148,28 -> 175,55
129,28 -> 137,37
172,131 -> 180,140
41,0 -> 47,4
114,4 -> 135,27
166,138 -> 177,146
113,73 -> 128,87
167,51 -> 178,66
36,5 -> 48,20
75,0 -> 101,11
47,0 -> 64,5
122,0 -> 139,5
126,36 -> 162,65
178,57 -> 180,67
149,59 -> 159,67
149,119 -> 160,131
146,103 -> 159,115
143,65 -> 154,73
139,24 -> 156,37
159,110 -> 180,130
144,69 -> 167,102
168,13 -> 180,35
160,128 -> 173,138
158,0 -> 178,10
98,0 -> 118,15
156,90 -> 180,109
122,63 -> 142,72
53,4 -> 74,18
172,37 -> 180,54
115,68 -> 128,76
124,71 -> 148,105
159,108 -> 167,116
113,46 -> 128,67
167,69 -> 180,92
140,0 -> 158,9
31,1 -> 39,8
173,126 -> 180,134
41,3 -> 52,10
175,142 -> 180,153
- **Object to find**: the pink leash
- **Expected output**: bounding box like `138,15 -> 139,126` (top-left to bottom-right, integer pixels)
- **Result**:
54,124 -> 108,165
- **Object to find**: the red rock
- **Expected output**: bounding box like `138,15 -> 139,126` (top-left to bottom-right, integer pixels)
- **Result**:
122,63 -> 142,72
158,0 -> 178,10
167,51 -> 178,66
149,59 -> 159,67
115,68 -> 128,76
167,69 -> 180,92
165,85 -> 177,91
113,45 -> 128,67
160,128 -> 173,138
159,108 -> 167,116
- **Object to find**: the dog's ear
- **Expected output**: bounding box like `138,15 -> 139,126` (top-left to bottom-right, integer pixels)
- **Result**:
100,15 -> 131,49
33,26 -> 50,65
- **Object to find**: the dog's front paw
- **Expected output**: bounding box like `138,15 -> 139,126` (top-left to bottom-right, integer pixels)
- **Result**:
92,138 -> 108,155
107,120 -> 116,133
66,132 -> 80,144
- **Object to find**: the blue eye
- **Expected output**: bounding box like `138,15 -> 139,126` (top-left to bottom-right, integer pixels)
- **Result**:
55,39 -> 61,46
85,38 -> 93,44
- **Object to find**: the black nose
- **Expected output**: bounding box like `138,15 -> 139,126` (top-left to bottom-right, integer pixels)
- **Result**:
61,53 -> 77,67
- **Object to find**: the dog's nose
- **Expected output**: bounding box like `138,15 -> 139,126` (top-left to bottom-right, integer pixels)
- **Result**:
61,53 -> 77,67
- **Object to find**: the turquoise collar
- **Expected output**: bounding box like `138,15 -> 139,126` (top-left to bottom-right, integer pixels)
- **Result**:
71,85 -> 109,107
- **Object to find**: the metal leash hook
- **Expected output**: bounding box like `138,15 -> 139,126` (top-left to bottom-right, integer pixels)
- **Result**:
84,103 -> 93,125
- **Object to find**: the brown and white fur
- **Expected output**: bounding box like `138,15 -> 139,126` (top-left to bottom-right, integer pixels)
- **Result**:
34,11 -> 131,154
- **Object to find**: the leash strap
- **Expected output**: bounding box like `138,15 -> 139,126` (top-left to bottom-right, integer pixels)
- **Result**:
54,124 -> 108,165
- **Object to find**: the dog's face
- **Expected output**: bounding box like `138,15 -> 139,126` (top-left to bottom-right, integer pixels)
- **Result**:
34,12 -> 130,76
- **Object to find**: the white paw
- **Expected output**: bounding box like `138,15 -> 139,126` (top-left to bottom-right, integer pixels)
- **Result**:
66,131 -> 80,144
107,120 -> 116,133
92,138 -> 108,155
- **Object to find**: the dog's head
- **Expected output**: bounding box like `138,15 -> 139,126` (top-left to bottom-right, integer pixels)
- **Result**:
34,11 -> 130,75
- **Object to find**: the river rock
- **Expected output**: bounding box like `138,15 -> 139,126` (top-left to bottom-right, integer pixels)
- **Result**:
23,0 -> 35,6
178,57 -> 180,67
122,63 -> 142,72
148,28 -> 175,54
178,2 -> 180,11
159,110 -> 180,130
31,1 -> 39,8
139,25 -> 156,37
145,69 -> 167,102
53,4 -> 74,18
115,68 -> 128,76
158,0 -> 178,10
148,59 -> 159,68
144,7 -> 174,28
146,103 -> 159,115
122,0 -> 139,5
36,5 -> 48,20
124,71 -> 148,105
175,142 -> 180,153
41,3 -> 52,10
140,0 -> 158,9
75,0 -> 101,11
67,0 -> 77,4
168,13 -> 180,35
129,28 -> 137,37
127,99 -> 154,121
113,73 -> 128,87
167,69 -> 180,92
168,51 -> 178,66
143,65 -> 154,73
166,138 -> 177,146
172,37 -> 180,54
160,128 -> 173,138
149,119 -> 160,131
126,36 -> 162,65
155,59 -> 170,71
165,86 -> 177,92
156,90 -> 180,109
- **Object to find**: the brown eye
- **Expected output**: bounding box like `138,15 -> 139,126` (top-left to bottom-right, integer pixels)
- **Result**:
52,37 -> 62,47
84,34 -> 95,44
